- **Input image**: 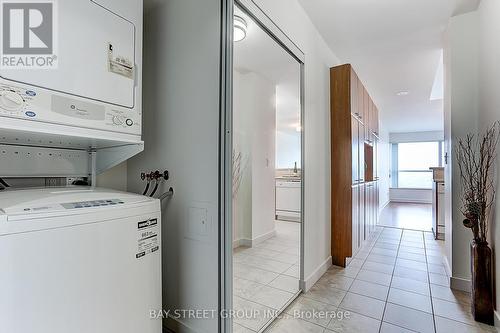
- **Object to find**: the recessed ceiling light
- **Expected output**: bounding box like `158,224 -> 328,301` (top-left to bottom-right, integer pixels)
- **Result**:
234,16 -> 247,42
396,91 -> 409,96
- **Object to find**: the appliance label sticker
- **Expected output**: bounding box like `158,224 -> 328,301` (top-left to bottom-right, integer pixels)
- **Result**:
136,219 -> 159,259
108,43 -> 134,80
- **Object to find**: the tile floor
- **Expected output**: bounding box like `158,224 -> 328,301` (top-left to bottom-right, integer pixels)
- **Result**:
265,227 -> 498,333
233,221 -> 301,332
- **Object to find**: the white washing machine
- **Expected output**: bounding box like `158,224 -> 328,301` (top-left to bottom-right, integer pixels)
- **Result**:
0,187 -> 162,333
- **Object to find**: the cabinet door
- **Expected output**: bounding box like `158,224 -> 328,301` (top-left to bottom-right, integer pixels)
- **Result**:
356,76 -> 365,122
359,184 -> 366,242
351,70 -> 359,119
351,116 -> 359,184
364,88 -> 370,138
359,123 -> 365,183
352,185 -> 359,254
374,106 -> 380,137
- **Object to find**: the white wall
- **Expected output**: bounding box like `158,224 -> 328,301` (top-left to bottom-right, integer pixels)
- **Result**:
96,162 -> 127,191
444,11 -> 479,288
476,0 -> 500,321
233,71 -> 277,245
252,0 -> 341,289
378,127 -> 391,210
127,1 -> 222,332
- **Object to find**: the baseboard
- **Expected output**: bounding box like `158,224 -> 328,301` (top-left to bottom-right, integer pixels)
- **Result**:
379,199 -> 390,212
443,255 -> 452,278
390,199 -> 432,204
233,229 -> 276,248
303,256 -> 332,292
251,229 -> 277,246
450,276 -> 471,292
494,310 -> 500,328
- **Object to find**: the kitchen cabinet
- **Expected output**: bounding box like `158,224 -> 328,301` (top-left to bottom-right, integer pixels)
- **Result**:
330,64 -> 381,267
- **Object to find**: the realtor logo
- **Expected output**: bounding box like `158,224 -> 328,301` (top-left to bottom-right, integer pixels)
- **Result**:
1,0 -> 58,69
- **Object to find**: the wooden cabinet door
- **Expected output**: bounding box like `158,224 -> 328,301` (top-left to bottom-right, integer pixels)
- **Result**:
359,183 -> 366,242
351,116 -> 359,184
359,123 -> 365,183
356,76 -> 365,122
351,70 -> 359,118
352,185 -> 359,254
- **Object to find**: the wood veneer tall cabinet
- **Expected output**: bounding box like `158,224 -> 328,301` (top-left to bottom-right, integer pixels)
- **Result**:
330,64 -> 380,267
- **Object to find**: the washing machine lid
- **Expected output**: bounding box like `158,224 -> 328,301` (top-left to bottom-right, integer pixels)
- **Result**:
0,187 -> 151,218
0,0 -> 137,108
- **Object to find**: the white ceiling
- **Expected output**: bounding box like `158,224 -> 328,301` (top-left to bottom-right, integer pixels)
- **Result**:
296,0 -> 480,133
234,6 -> 301,134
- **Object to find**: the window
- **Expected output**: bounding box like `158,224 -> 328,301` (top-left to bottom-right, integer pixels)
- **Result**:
391,142 -> 442,189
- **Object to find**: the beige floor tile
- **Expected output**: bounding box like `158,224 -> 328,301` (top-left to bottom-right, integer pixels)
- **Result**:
427,263 -> 447,275
391,276 -> 430,296
321,272 -> 355,291
234,277 -> 266,299
396,258 -> 428,272
432,298 -> 476,326
362,260 -> 394,274
266,314 -> 325,333
388,288 -> 432,313
234,263 -> 280,284
285,295 -> 337,327
370,247 -> 398,257
349,279 -> 389,301
383,303 -> 435,333
233,296 -> 276,332
283,264 -> 300,278
356,269 -> 392,286
429,272 -> 449,287
430,284 -> 470,305
328,310 -> 381,333
434,315 -> 497,333
304,282 -> 347,307
393,266 -> 429,283
379,322 -> 415,333
366,253 -> 397,265
268,275 -> 300,293
397,251 -> 427,263
339,292 -> 386,320
234,323 -> 255,333
250,285 -> 295,310
329,265 -> 361,279
399,246 -> 426,255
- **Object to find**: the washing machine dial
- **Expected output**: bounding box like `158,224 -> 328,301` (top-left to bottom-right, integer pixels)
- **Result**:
0,91 -> 24,112
112,115 -> 125,125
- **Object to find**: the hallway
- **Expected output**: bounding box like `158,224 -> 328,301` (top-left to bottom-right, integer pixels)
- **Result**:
379,203 -> 433,232
266,227 -> 495,333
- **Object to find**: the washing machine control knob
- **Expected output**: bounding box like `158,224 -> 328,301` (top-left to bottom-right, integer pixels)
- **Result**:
0,91 -> 24,111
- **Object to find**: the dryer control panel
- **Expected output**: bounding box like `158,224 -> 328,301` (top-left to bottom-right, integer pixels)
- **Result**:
0,82 -> 141,136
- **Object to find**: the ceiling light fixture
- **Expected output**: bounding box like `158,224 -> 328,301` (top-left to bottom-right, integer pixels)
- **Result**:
234,15 -> 248,42
396,91 -> 410,96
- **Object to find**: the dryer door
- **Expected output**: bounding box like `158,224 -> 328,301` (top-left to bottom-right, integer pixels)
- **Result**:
0,0 -> 136,109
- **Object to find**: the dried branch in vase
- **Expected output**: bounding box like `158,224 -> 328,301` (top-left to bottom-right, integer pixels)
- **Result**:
455,121 -> 500,243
